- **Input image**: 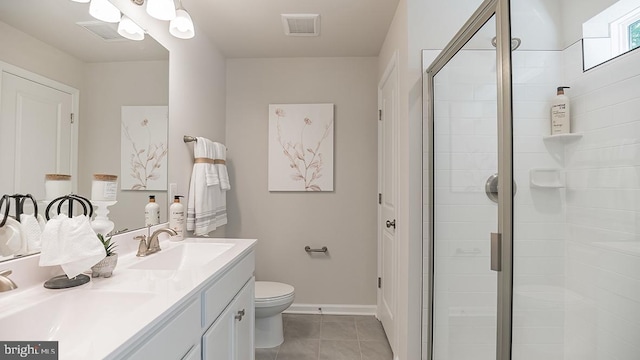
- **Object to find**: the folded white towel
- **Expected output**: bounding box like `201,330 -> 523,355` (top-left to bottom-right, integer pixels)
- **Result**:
39,214 -> 106,278
187,137 -> 219,236
0,217 -> 25,256
214,142 -> 231,191
20,213 -> 45,253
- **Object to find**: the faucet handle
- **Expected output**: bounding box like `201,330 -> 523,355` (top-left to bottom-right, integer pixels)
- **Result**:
0,269 -> 12,277
133,235 -> 146,241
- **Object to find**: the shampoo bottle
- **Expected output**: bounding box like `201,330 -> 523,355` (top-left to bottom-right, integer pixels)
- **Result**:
169,195 -> 185,241
145,195 -> 160,227
551,86 -> 571,135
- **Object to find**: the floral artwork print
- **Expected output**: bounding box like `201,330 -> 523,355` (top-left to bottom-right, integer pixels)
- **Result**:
268,104 -> 334,191
120,106 -> 168,191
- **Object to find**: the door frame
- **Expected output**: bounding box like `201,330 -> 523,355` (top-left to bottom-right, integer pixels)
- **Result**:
0,60 -> 80,194
377,49 -> 399,354
423,0 -> 514,359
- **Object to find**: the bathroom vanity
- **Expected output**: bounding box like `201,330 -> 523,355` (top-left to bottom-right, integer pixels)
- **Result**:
0,229 -> 256,360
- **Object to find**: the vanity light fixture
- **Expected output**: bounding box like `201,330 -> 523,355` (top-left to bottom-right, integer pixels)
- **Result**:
145,0 -> 176,21
169,1 -> 194,39
70,0 -> 90,3
118,14 -> 145,41
88,0 -> 121,23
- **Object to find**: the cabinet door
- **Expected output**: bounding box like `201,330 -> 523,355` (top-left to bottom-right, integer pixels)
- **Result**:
202,304 -> 234,360
202,278 -> 255,360
182,344 -> 201,360
234,278 -> 254,360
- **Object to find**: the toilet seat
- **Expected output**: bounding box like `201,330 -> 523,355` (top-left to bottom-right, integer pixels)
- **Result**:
255,281 -> 295,305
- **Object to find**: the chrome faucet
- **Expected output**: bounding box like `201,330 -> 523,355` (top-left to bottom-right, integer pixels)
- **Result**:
0,269 -> 18,292
134,227 -> 178,257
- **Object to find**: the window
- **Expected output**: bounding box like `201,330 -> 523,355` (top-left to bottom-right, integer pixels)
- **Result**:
630,18 -> 640,50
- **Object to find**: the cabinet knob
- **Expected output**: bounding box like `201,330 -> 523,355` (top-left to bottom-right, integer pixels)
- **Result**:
235,309 -> 245,321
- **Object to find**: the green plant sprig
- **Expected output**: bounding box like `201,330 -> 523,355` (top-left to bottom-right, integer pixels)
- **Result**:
97,233 -> 117,256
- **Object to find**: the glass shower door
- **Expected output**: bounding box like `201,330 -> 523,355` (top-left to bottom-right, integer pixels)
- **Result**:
431,15 -> 499,360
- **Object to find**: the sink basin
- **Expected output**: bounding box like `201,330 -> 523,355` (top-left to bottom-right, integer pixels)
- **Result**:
128,242 -> 234,270
0,291 -> 151,346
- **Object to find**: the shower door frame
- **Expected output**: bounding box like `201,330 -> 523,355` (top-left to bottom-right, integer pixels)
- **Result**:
424,0 -> 514,359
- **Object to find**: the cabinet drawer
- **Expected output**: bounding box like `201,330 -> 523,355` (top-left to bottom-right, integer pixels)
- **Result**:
202,251 -> 254,328
126,298 -> 201,360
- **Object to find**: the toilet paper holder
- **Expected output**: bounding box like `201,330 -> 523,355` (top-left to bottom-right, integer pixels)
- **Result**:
305,246 -> 328,253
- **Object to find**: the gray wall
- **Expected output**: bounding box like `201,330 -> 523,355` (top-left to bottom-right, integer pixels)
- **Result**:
226,57 -> 378,305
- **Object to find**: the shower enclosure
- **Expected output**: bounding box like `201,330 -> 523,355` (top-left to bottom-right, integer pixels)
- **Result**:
423,0 -> 640,359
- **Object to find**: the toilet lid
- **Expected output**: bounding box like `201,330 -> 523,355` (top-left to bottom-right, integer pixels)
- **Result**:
255,281 -> 294,301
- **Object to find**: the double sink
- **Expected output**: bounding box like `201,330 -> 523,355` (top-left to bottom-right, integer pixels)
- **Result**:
0,237 -> 246,359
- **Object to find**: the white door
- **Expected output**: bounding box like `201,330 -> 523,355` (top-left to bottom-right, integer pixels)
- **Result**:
378,53 -> 398,354
0,71 -> 74,201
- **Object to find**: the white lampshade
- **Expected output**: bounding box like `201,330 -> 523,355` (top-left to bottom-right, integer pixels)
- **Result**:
118,15 -> 145,41
89,0 -> 121,23
169,8 -> 194,39
146,0 -> 176,21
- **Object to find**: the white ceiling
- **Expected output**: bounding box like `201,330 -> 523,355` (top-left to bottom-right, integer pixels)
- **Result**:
0,0 -> 399,61
0,0 -> 168,63
182,0 -> 400,58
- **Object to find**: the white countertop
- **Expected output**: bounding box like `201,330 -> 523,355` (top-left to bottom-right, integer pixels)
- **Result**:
0,230 -> 256,360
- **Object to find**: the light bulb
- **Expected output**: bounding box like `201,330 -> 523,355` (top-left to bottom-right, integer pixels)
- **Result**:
89,0 -> 121,23
118,15 -> 145,41
169,8 -> 194,39
146,0 -> 176,21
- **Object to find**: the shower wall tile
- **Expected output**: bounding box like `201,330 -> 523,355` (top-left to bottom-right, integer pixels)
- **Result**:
564,46 -> 640,360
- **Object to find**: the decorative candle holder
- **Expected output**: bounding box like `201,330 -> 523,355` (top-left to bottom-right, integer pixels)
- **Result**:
91,174 -> 118,201
44,174 -> 72,201
90,200 -> 117,236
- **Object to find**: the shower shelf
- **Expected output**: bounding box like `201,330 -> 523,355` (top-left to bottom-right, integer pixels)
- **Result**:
542,133 -> 583,143
529,168 -> 564,188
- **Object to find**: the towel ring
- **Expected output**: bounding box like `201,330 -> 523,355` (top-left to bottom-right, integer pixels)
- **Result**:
45,194 -> 94,220
18,194 -> 37,218
0,195 -> 9,228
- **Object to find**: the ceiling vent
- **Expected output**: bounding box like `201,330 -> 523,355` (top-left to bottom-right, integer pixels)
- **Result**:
76,21 -> 127,42
281,14 -> 320,36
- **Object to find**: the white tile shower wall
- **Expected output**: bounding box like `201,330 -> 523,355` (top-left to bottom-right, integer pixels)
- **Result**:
564,44 -> 640,360
511,50 -> 567,360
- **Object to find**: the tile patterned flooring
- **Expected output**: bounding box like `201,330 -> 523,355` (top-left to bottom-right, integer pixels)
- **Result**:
255,314 -> 393,360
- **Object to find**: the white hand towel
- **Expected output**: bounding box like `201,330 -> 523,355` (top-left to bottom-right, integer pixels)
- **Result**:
214,142 -> 231,191
187,137 -> 223,236
0,217 -> 25,256
20,213 -> 45,252
39,214 -> 106,278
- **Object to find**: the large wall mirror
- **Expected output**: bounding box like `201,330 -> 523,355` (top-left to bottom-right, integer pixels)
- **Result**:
0,0 -> 169,263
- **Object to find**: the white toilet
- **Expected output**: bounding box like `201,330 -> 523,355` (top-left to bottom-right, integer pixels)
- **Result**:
254,281 -> 295,348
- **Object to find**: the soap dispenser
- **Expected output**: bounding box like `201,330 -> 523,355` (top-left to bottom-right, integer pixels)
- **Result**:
169,195 -> 185,240
551,86 -> 571,135
145,195 -> 160,227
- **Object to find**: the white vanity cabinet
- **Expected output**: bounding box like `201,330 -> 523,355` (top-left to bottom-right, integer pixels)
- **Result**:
202,278 -> 255,360
116,249 -> 255,360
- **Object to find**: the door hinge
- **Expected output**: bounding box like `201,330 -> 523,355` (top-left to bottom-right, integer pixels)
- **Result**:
378,109 -> 382,121
378,277 -> 382,288
70,113 -> 75,124
378,193 -> 382,204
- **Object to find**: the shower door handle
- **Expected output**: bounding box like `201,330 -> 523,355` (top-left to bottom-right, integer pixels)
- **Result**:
490,232 -> 502,271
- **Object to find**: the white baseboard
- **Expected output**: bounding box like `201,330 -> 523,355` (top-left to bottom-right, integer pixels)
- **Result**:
284,303 -> 377,316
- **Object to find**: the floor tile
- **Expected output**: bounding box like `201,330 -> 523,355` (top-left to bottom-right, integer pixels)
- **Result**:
255,346 -> 279,360
360,340 -> 394,360
276,338 -> 320,360
284,318 -> 321,339
322,315 -> 357,323
356,319 -> 388,341
319,340 -> 361,360
284,313 -> 321,323
321,321 -> 358,340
